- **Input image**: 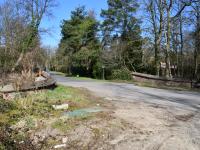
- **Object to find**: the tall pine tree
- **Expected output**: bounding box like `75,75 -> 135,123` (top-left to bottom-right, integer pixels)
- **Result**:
57,6 -> 101,77
101,0 -> 143,72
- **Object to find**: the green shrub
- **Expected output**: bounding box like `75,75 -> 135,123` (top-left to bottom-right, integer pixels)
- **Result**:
92,61 -> 102,79
110,68 -> 132,80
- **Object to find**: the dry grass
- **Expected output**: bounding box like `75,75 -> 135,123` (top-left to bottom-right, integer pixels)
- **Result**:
0,85 -> 102,149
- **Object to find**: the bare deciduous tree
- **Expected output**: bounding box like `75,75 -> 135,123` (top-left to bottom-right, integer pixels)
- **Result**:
12,0 -> 55,71
145,0 -> 164,76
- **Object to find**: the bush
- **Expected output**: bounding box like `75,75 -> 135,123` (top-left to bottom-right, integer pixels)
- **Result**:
110,68 -> 132,80
92,61 -> 102,79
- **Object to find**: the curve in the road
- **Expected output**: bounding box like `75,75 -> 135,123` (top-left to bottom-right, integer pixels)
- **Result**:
52,74 -> 200,110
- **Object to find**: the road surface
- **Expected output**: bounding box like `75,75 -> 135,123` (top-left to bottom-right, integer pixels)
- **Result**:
52,73 -> 200,149
52,73 -> 200,111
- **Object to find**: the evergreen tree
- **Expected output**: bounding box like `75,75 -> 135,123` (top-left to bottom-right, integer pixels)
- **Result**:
101,0 -> 143,72
57,6 -> 101,77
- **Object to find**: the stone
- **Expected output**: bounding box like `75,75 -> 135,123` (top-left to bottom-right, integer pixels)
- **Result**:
31,134 -> 46,145
52,104 -> 69,110
35,76 -> 46,82
54,144 -> 67,149
0,84 -> 15,92
11,120 -> 26,130
62,137 -> 68,143
19,141 -> 24,144
104,97 -> 113,101
3,93 -> 16,100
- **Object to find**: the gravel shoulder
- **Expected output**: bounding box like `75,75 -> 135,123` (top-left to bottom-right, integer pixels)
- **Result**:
52,74 -> 200,150
59,100 -> 200,150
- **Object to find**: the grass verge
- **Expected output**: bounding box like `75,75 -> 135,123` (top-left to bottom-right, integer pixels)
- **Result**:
0,85 -> 99,149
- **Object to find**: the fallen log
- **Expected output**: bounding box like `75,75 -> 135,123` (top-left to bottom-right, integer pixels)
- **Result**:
0,77 -> 56,94
131,72 -> 193,88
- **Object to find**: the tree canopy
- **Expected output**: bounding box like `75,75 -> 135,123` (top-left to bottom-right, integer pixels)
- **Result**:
56,6 -> 101,78
101,0 -> 143,75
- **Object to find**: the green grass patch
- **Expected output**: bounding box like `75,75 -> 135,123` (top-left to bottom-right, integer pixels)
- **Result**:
51,71 -> 66,76
51,119 -> 72,133
0,85 -> 99,148
0,85 -> 97,125
69,76 -> 105,82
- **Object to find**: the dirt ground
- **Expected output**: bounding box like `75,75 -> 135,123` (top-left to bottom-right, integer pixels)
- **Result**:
2,88 -> 199,150
42,98 -> 200,150
48,74 -> 200,150
2,76 -> 200,149
1,74 -> 200,149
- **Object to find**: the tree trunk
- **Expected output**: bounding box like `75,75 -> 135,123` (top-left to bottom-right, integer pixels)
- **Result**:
149,0 -> 163,76
154,38 -> 160,76
179,13 -> 184,77
194,3 -> 200,79
194,49 -> 198,78
12,52 -> 24,71
165,4 -> 172,78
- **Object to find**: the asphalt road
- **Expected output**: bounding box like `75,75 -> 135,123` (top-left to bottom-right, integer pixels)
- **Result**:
52,74 -> 200,110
